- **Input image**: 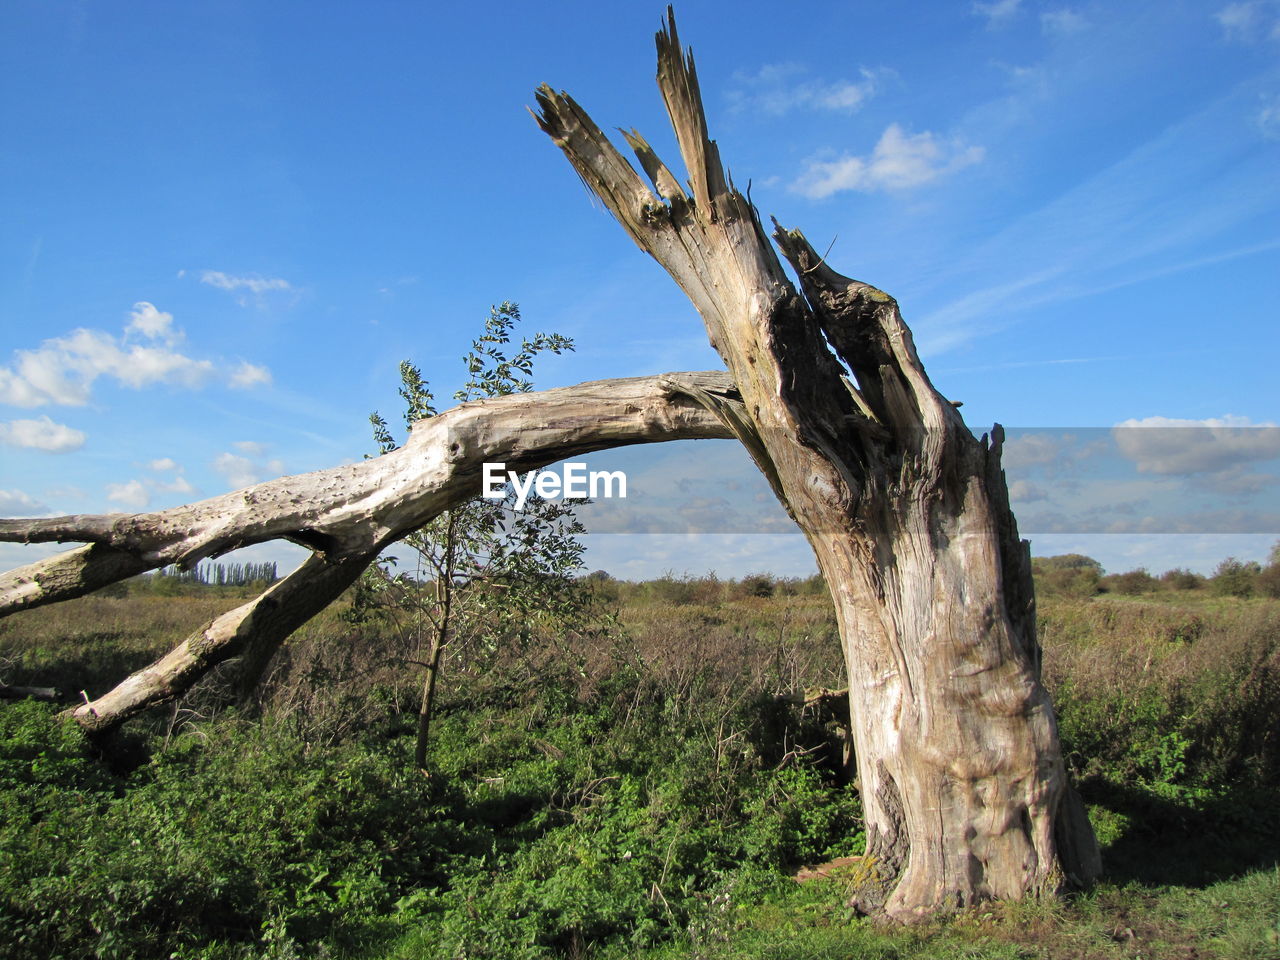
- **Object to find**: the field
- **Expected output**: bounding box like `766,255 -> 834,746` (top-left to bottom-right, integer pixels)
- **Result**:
1,562 -> 1279,959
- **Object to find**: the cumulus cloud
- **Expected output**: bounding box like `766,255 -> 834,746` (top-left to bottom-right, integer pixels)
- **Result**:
148,457 -> 178,472
0,302 -> 215,408
973,0 -> 1022,26
0,488 -> 51,517
727,64 -> 890,116
106,480 -> 150,509
0,416 -> 86,453
124,302 -> 179,343
792,124 -> 984,198
1113,415 -> 1280,475
229,361 -> 272,389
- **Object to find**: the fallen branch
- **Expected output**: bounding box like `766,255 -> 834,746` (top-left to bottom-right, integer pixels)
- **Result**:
0,371 -> 738,733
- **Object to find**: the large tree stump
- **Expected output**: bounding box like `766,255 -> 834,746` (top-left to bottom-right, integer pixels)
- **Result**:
533,10 -> 1100,918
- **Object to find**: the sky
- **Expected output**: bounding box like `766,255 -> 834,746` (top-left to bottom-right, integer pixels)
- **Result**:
2,0 -> 1278,581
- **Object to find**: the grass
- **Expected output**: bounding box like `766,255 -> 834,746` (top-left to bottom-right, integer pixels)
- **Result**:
0,573 -> 1278,958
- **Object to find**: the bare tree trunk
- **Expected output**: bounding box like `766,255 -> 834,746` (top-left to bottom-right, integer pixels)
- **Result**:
0,373 -> 735,734
533,10 -> 1099,918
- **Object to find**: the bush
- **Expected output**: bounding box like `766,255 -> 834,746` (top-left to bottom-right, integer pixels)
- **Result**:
1161,568 -> 1204,590
1033,554 -> 1102,598
1211,558 -> 1261,598
737,573 -> 775,599
1101,568 -> 1158,595
1258,563 -> 1280,599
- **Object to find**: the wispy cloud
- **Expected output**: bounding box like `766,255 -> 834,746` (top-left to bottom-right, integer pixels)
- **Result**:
792,124 -> 985,198
973,0 -> 1022,27
1259,93 -> 1280,138
0,416 -> 86,453
1215,1 -> 1280,42
911,73 -> 1280,353
191,269 -> 297,309
1041,8 -> 1088,35
727,64 -> 891,116
198,270 -> 292,295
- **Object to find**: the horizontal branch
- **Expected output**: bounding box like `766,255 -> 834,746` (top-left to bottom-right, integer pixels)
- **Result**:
1,372 -> 737,617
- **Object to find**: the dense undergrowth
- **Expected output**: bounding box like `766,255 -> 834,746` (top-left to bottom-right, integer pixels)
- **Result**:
1,567 -> 1279,958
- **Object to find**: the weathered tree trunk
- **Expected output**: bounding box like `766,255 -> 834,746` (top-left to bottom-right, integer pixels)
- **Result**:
0,373 -> 735,734
533,11 -> 1099,919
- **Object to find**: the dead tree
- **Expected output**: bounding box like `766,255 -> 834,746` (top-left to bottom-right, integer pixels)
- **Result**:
0,11 -> 1099,919
531,11 -> 1099,918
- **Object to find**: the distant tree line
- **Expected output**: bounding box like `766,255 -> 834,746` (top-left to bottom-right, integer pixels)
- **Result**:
1032,543 -> 1280,599
152,561 -> 280,588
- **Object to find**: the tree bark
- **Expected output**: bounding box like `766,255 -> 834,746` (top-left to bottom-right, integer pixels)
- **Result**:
533,10 -> 1099,919
0,372 -> 735,734
415,630 -> 446,770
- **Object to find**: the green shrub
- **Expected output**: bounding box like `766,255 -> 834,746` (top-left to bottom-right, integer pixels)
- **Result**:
1212,558 -> 1261,598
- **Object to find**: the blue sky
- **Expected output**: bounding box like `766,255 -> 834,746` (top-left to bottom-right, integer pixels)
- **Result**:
2,0 -> 1277,580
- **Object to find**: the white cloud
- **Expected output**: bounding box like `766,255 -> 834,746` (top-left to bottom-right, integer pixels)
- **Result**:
0,488 -> 51,517
1216,1 -> 1280,40
792,124 -> 985,198
1008,479 -> 1048,502
1258,93 -> 1280,139
1113,415 -> 1280,475
214,447 -> 285,490
0,416 -> 86,453
213,453 -> 259,489
229,361 -> 272,389
143,458 -> 193,494
1041,8 -> 1087,35
125,301 -> 179,343
973,0 -> 1022,26
1216,1 -> 1264,39
199,270 -> 292,295
158,475 -> 195,494
727,64 -> 889,116
106,479 -> 150,509
0,304 -> 214,408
